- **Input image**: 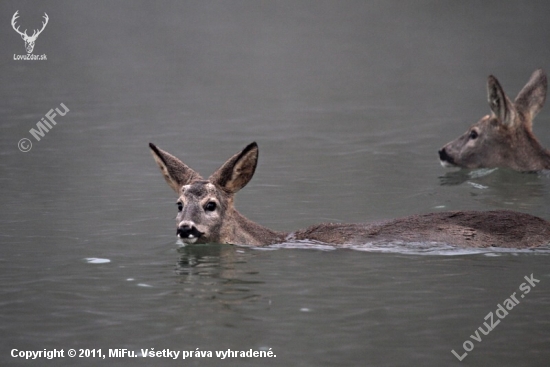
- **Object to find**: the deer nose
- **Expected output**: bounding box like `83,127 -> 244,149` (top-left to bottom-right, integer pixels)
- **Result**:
177,224 -> 204,241
438,148 -> 454,164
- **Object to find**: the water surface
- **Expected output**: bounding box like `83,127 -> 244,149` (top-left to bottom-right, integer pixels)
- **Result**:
1,1 -> 550,366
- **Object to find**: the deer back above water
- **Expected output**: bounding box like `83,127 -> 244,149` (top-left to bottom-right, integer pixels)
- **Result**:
439,69 -> 550,172
150,142 -> 550,248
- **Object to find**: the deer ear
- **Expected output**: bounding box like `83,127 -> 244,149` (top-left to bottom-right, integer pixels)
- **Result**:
514,69 -> 547,123
210,142 -> 259,194
149,143 -> 202,193
487,75 -> 515,127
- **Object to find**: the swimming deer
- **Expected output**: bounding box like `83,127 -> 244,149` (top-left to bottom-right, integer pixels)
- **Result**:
150,142 -> 550,248
439,69 -> 550,171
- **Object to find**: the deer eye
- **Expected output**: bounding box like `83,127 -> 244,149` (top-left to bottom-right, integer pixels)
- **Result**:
469,130 -> 478,140
176,202 -> 183,212
204,201 -> 217,212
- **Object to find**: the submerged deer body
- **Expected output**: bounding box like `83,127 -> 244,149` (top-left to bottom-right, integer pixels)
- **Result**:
439,69 -> 550,171
150,142 -> 550,248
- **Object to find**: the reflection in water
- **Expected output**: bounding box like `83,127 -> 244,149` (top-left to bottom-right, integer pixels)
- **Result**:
175,243 -> 229,277
439,168 -> 550,212
175,244 -> 267,309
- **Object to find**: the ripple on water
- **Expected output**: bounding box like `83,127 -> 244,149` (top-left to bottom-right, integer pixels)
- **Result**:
252,240 -> 550,256
84,257 -> 111,264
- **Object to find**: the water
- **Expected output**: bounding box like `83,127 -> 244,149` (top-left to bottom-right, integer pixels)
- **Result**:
1,1 -> 550,366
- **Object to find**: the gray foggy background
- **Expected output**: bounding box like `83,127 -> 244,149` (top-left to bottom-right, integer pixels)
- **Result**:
1,1 -> 550,366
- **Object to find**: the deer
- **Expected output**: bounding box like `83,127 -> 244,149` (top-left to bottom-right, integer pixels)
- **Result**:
439,69 -> 550,172
11,10 -> 49,54
150,142 -> 550,249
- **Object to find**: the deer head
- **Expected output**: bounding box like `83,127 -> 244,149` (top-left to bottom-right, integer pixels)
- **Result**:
439,69 -> 550,171
149,142 -> 284,245
11,11 -> 49,54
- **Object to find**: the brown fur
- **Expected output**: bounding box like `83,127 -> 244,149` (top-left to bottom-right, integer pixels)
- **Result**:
151,142 -> 550,248
439,69 -> 550,171
293,210 -> 550,248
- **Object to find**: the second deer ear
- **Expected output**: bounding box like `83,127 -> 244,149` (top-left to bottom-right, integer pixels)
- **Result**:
487,75 -> 515,127
149,143 -> 202,193
210,142 -> 259,194
514,69 -> 547,123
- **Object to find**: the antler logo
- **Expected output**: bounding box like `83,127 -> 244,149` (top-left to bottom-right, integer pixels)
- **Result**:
11,10 -> 49,54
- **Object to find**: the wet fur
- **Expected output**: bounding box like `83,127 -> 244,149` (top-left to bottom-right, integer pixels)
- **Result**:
294,210 -> 550,248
